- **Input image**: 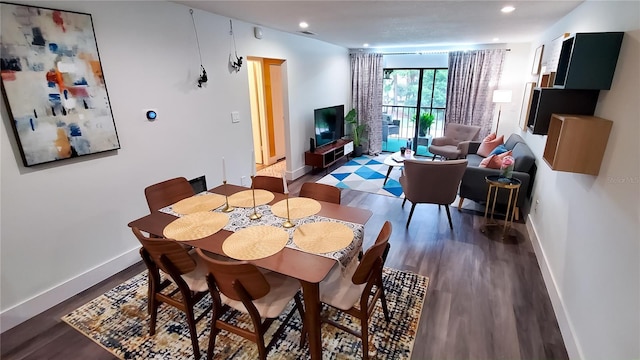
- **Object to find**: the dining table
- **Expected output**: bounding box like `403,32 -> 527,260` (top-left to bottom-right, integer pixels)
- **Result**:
127,183 -> 373,360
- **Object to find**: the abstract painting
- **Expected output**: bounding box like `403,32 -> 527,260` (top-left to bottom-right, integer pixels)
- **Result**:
1,3 -> 119,166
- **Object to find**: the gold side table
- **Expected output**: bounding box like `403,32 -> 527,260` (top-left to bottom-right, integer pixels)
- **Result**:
481,175 -> 521,237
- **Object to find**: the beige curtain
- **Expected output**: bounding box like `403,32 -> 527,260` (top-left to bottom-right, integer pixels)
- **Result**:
350,53 -> 383,154
446,49 -> 506,139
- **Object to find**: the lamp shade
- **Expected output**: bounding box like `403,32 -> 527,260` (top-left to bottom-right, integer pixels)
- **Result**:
492,90 -> 512,103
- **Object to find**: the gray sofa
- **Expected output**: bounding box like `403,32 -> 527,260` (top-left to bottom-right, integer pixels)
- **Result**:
458,134 -> 536,210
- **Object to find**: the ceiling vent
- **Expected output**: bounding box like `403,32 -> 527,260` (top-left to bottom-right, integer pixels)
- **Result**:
299,30 -> 316,35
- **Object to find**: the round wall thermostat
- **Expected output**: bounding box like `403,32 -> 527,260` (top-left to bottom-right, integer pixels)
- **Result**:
146,110 -> 157,121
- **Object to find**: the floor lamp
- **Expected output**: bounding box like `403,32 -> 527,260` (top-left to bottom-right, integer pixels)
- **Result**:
492,90 -> 512,134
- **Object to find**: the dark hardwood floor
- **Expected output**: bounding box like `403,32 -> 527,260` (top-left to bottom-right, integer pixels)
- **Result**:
1,165 -> 568,360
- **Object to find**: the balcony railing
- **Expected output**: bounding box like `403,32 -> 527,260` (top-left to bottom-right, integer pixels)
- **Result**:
382,105 -> 446,155
382,105 -> 446,139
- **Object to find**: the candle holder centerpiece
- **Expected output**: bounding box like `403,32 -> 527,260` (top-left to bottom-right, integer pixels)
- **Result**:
221,180 -> 234,213
249,175 -> 262,220
281,171 -> 294,228
221,157 -> 234,212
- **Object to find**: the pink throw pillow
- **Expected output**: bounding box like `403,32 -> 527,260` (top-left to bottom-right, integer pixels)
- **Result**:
479,154 -> 504,169
497,150 -> 512,159
477,134 -> 504,157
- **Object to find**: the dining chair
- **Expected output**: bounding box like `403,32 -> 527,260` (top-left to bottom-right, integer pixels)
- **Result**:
195,249 -> 305,360
251,175 -> 285,193
399,159 -> 468,228
316,221 -> 392,360
299,182 -> 341,204
131,227 -> 211,360
144,177 -> 195,212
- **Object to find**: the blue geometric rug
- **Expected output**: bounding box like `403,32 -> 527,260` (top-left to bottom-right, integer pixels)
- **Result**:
317,154 -> 405,198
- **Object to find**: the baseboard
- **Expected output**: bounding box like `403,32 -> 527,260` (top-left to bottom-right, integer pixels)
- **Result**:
0,247 -> 140,333
526,215 -> 583,360
291,164 -> 310,180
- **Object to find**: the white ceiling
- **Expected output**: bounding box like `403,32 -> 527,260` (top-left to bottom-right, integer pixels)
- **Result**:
175,0 -> 583,51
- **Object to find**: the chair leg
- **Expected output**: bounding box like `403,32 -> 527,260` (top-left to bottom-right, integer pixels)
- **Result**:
432,154 -> 437,160
402,197 -> 407,207
185,299 -> 201,359
149,296 -> 158,335
361,316 -> 370,360
378,278 -> 390,322
406,203 -> 416,228
458,197 -> 465,211
445,205 -> 453,229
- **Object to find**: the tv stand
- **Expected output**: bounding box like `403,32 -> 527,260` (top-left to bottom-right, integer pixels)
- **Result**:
305,139 -> 353,172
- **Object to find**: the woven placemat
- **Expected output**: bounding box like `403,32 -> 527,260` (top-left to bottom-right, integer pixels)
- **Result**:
222,225 -> 289,260
293,222 -> 354,254
163,212 -> 229,241
270,197 -> 321,219
171,193 -> 226,215
228,189 -> 275,208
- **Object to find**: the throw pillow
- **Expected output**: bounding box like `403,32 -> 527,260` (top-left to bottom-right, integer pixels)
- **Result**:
479,154 -> 504,169
497,150 -> 513,159
489,144 -> 508,156
477,134 -> 504,157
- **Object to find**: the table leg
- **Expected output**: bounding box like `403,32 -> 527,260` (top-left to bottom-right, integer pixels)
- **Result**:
384,166 -> 393,185
301,280 -> 322,359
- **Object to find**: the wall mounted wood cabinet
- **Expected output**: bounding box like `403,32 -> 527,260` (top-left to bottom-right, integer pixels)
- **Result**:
543,114 -> 613,175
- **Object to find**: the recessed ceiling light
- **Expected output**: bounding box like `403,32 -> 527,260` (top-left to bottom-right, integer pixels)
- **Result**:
501,6 -> 515,13
299,21 -> 309,29
363,43 -> 369,47
493,37 -> 500,42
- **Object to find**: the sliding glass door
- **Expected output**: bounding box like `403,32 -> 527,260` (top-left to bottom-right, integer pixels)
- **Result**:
382,68 -> 448,156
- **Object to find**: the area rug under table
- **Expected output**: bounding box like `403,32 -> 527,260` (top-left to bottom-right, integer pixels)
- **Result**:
317,154 -> 406,198
62,267 -> 428,360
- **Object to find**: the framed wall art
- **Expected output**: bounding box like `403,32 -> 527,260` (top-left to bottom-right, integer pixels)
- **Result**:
519,82 -> 537,131
531,45 -> 544,75
0,2 -> 119,167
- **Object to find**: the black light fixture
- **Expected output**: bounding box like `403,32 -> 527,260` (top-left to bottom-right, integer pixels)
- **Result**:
190,9 -> 207,87
229,20 -> 243,73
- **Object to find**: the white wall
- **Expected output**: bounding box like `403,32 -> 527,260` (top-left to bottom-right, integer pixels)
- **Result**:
0,0 -> 349,331
523,2 -> 640,360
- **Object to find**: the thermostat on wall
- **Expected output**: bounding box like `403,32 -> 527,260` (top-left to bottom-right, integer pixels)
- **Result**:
146,110 -> 157,121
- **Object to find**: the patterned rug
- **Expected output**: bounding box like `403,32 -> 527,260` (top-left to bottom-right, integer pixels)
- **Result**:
62,267 -> 428,360
317,154 -> 406,198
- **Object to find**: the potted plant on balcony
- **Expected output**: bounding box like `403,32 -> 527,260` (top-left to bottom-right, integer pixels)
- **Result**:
418,112 -> 435,137
345,108 -> 366,157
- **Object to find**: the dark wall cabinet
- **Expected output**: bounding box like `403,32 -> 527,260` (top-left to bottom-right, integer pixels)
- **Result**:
527,88 -> 599,135
527,32 -> 624,135
554,32 -> 624,90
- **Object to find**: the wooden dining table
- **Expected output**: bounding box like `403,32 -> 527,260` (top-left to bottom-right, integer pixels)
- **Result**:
127,183 -> 372,360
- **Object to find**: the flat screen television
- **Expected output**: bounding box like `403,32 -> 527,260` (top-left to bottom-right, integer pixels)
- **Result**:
314,105 -> 345,147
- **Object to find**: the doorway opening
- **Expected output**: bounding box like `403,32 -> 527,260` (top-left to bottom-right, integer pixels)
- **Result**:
247,57 -> 287,177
